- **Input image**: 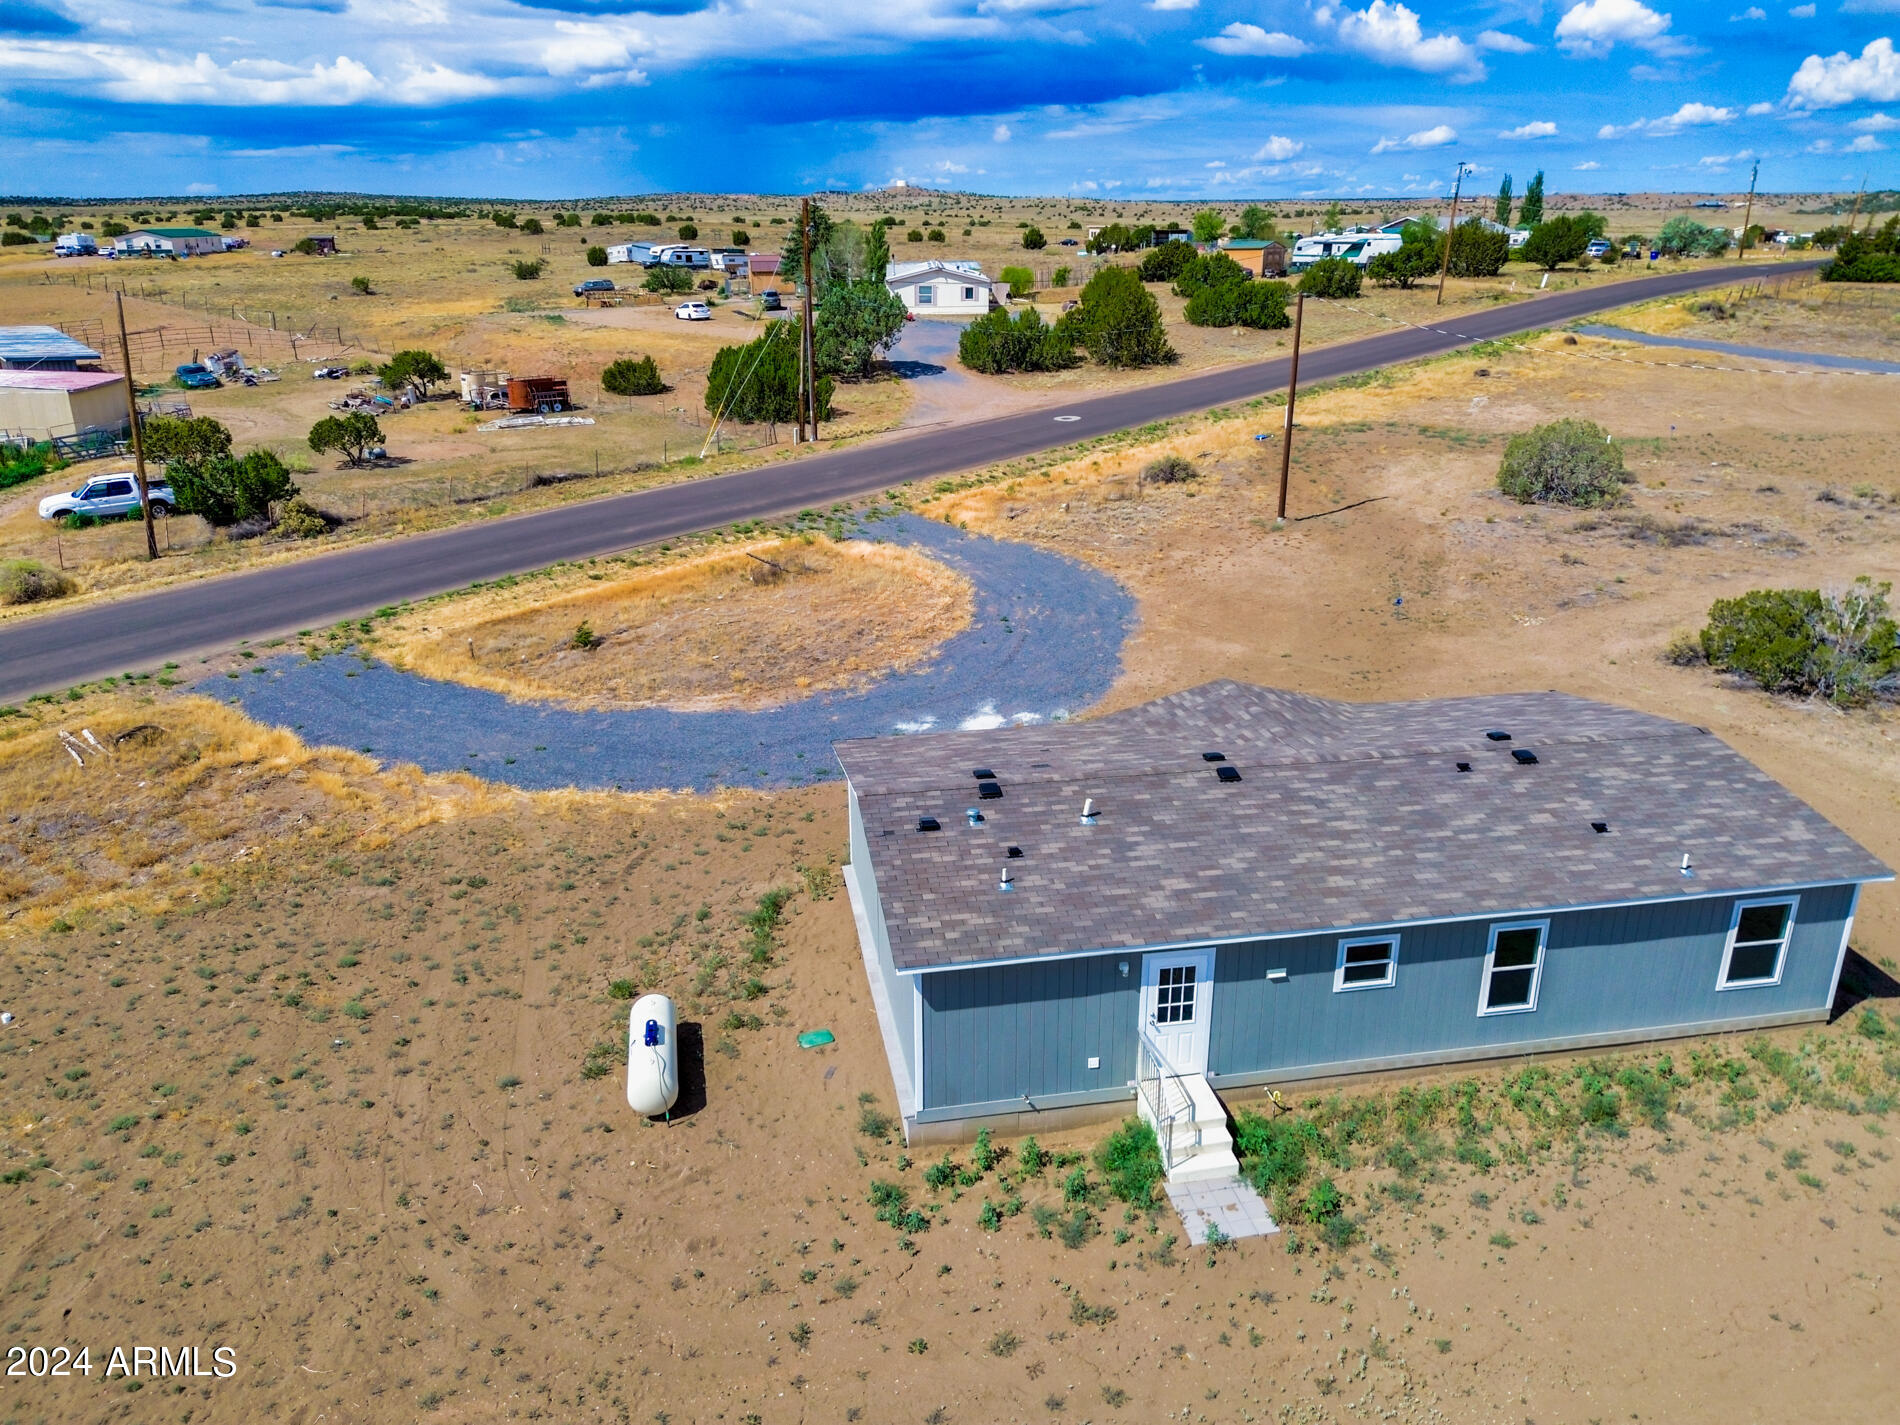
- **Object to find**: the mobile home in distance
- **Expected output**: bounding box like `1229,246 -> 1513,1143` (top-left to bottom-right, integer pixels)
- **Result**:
837,682 -> 1889,1174
54,233 -> 98,257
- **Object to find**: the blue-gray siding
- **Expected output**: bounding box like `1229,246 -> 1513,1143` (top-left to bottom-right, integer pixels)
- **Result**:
849,788 -> 917,1106
915,885 -> 1856,1115
920,952 -> 1141,1113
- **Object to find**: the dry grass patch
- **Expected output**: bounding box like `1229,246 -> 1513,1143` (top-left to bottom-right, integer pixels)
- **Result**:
0,694 -> 521,934
375,534 -> 973,710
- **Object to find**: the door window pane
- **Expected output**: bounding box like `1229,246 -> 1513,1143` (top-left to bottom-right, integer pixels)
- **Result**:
1155,964 -> 1197,1024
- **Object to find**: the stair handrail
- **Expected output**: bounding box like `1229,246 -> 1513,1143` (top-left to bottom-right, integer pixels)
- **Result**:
1136,1022 -> 1196,1171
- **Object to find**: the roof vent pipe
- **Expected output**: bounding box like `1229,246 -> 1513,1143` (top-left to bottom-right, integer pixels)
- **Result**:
1080,798 -> 1098,825
966,808 -> 984,827
1680,853 -> 1694,878
999,863 -> 1015,892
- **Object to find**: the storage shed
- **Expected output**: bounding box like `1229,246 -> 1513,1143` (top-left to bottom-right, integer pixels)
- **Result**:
0,325 -> 104,371
1221,239 -> 1289,277
0,370 -> 129,444
838,683 -> 1890,1155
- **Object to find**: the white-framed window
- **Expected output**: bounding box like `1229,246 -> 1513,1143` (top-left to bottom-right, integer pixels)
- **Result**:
962,285 -> 976,301
1334,935 -> 1397,992
917,285 -> 934,305
1478,920 -> 1547,1015
1718,897 -> 1798,989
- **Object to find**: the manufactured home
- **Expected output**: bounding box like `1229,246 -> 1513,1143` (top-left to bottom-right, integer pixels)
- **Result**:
884,261 -> 997,315
1288,227 -> 1403,271
837,683 -> 1888,1162
113,227 -> 224,258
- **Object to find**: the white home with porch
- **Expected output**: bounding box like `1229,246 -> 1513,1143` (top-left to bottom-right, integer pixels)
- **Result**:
885,261 -> 998,315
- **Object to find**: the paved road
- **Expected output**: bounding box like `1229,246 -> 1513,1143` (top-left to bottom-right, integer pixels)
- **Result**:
0,260 -> 1818,702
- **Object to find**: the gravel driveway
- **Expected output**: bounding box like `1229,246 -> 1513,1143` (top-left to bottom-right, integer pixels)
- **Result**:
211,515 -> 1133,792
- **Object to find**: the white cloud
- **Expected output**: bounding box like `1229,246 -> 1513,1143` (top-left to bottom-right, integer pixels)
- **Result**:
185,181 -> 218,195
1500,119 -> 1558,138
1597,101 -> 1736,137
1848,132 -> 1889,151
1477,29 -> 1536,53
1841,0 -> 1900,12
1851,111 -> 1900,129
1198,22 -> 1309,56
1554,0 -> 1676,58
1371,122 -> 1457,153
1729,6 -> 1765,18
1333,2 -> 1485,79
1574,159 -> 1602,169
1787,3 -> 1814,14
1807,137 -> 1833,152
992,122 -> 1012,142
1745,100 -> 1776,115
1150,0 -> 1198,8
1253,133 -> 1303,160
1787,37 -> 1900,109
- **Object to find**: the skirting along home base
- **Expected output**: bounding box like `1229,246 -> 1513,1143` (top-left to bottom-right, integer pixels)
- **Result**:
837,682 -> 1890,1179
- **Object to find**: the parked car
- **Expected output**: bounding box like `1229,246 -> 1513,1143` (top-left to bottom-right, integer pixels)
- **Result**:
311,366 -> 348,379
573,278 -> 616,297
674,301 -> 712,321
759,290 -> 783,311
174,362 -> 221,390
1058,238 -> 1079,246
1585,238 -> 1613,259
39,474 -> 175,522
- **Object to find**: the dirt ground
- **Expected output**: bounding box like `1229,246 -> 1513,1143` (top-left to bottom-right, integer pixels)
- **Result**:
3,228 -> 1898,1425
370,534 -> 973,712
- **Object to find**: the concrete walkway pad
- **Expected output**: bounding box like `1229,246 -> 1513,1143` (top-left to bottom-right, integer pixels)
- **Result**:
1165,1176 -> 1279,1246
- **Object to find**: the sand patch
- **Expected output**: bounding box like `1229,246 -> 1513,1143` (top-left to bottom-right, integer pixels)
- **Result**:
374,534 -> 973,710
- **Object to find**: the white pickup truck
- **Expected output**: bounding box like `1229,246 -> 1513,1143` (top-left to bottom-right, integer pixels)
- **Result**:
39,473 -> 175,521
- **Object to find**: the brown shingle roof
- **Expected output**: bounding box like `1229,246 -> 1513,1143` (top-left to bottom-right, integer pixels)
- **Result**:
835,682 -> 1890,972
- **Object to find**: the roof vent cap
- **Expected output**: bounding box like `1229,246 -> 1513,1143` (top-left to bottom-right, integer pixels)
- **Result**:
1216,765 -> 1242,783
1006,845 -> 1024,859
972,767 -> 995,780
1680,853 -> 1694,878
1455,761 -> 1472,773
966,808 -> 984,826
1511,748 -> 1539,765
976,780 -> 1003,800
1201,751 -> 1227,762
1591,820 -> 1609,834
999,863 -> 1015,892
917,816 -> 941,833
1486,730 -> 1512,742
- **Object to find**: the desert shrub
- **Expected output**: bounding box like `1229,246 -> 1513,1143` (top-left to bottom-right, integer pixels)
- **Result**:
1093,1118 -> 1163,1208
1521,216 -> 1593,270
291,237 -> 321,255
1141,454 -> 1198,484
998,264 -> 1035,298
927,228 -> 945,243
379,349 -> 448,400
0,559 -> 75,606
1234,1111 -> 1322,1194
0,441 -> 64,491
585,245 -> 608,266
308,411 -> 384,468
1824,216 -> 1900,283
972,1127 -> 997,1174
857,1101 -> 895,1139
350,275 -> 372,295
958,306 -> 1078,374
1301,1177 -> 1343,1223
1366,227 -> 1442,289
1172,252 -> 1251,299
906,229 -> 923,242
511,259 -> 544,281
1662,629 -> 1706,666
1699,579 -> 1898,706
1446,218 -> 1510,277
519,217 -> 543,236
1057,1207 -> 1096,1249
602,355 -> 664,396
1021,226 -> 1046,249
1137,241 -> 1198,282
677,222 -> 698,240
1495,418 -> 1628,508
1051,264 -> 1071,287
705,327 -> 830,423
172,450 -> 298,526
1183,277 -> 1289,329
1297,257 -> 1361,299
1656,216 -> 1732,258
644,265 -> 694,294
1017,1135 -> 1046,1175
1056,265 -> 1175,368
275,497 -> 329,539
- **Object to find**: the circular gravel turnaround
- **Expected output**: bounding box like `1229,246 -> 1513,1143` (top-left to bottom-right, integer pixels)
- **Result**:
211,515 -> 1134,793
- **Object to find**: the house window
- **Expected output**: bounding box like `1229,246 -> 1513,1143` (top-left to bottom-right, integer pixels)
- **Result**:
917,285 -> 934,305
1334,936 -> 1397,991
1155,964 -> 1197,1024
962,286 -> 976,301
1479,921 -> 1547,1015
1719,897 -> 1797,989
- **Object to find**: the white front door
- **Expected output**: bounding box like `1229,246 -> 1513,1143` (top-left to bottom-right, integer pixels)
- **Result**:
1140,948 -> 1214,1076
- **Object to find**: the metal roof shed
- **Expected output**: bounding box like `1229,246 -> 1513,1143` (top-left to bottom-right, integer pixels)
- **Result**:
0,325 -> 105,371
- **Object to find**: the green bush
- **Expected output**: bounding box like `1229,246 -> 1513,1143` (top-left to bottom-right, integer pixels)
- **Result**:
677,222 -> 698,240
172,450 -> 299,526
958,306 -> 1078,374
1093,1118 -> 1163,1208
350,275 -> 372,295
1302,1177 -> 1343,1223
0,441 -> 64,491
275,497 -> 328,539
1296,257 -> 1362,299
1056,266 -> 1175,368
1446,219 -> 1510,278
1522,216 -> 1593,270
1495,418 -> 1629,508
1366,226 -> 1442,289
705,327 -> 831,424
1656,216 -> 1732,258
0,559 -> 75,606
998,265 -> 1035,298
644,266 -> 693,294
1824,216 -> 1900,283
1138,241 -> 1198,282
585,245 -> 608,267
308,411 -> 384,469
814,281 -> 907,378
378,349 -> 448,400
1235,1111 -> 1322,1194
1141,454 -> 1198,484
1700,579 -> 1898,706
511,259 -> 544,281
1021,226 -> 1046,250
1181,265 -> 1289,329
602,355 -> 664,396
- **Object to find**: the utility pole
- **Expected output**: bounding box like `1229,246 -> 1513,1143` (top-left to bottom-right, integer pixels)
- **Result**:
801,196 -> 817,444
1277,293 -> 1304,522
1738,159 -> 1759,259
1847,176 -> 1867,233
1435,161 -> 1472,306
115,292 -> 158,561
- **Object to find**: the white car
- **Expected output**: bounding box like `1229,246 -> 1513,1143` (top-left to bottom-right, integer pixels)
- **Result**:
39,473 -> 175,521
674,301 -> 712,321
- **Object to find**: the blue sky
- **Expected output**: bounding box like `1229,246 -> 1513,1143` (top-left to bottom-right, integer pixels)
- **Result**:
1,1 -> 1896,199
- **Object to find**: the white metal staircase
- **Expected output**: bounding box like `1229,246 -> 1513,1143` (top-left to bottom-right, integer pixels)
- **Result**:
1135,1029 -> 1240,1185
